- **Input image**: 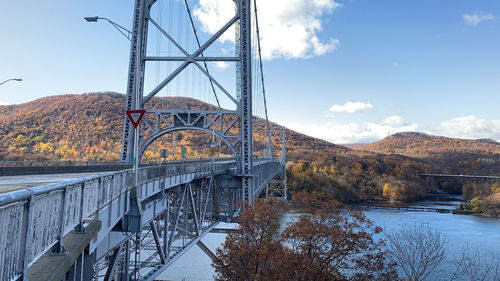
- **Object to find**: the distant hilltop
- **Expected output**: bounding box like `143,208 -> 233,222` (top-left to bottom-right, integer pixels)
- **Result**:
352,131 -> 500,157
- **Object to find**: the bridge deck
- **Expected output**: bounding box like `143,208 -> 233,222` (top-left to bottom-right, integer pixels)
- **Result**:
0,159 -> 238,193
0,172 -> 102,193
0,158 -> 284,281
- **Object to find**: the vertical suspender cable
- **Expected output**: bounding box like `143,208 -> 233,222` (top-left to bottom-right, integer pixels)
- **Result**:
253,0 -> 273,155
183,0 -> 221,110
156,1 -> 163,86
253,0 -> 268,123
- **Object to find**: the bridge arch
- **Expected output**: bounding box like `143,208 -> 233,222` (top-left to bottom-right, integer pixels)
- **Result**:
139,126 -> 242,172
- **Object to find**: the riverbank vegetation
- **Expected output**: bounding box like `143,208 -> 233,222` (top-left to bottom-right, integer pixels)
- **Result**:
286,149 -> 500,217
286,149 -> 428,202
457,182 -> 500,217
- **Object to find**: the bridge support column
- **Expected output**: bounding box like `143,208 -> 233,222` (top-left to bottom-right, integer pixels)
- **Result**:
239,0 -> 254,205
121,239 -> 131,281
121,0 -> 153,162
125,194 -> 143,233
79,250 -> 97,281
64,248 -> 97,281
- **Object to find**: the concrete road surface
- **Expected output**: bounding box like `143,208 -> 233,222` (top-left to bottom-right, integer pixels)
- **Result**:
0,172 -> 101,193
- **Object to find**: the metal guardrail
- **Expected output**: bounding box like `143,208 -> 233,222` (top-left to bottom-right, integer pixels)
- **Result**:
0,160 -> 125,167
0,159 -> 236,281
0,157 -> 236,167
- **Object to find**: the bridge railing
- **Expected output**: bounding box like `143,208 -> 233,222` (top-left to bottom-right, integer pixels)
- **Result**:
0,159 -> 236,281
0,157 -> 236,167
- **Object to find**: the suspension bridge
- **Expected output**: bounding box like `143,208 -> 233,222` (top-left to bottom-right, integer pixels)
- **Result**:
0,0 -> 286,280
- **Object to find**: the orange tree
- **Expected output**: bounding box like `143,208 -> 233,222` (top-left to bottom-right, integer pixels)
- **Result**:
212,191 -> 398,281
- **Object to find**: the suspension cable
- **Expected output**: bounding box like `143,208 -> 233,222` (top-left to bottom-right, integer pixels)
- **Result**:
253,0 -> 269,124
253,0 -> 273,155
183,0 -> 221,109
156,1 -> 163,85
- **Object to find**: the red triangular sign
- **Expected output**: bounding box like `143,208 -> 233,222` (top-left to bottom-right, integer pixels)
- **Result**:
126,110 -> 146,128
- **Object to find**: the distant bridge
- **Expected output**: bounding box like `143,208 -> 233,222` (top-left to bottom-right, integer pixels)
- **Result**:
419,174 -> 500,180
0,0 -> 287,280
355,205 -> 454,213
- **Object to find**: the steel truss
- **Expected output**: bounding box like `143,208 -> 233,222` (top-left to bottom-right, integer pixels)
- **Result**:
94,177 -> 228,281
137,110 -> 242,168
121,0 -> 254,203
265,126 -> 287,200
121,0 -> 251,162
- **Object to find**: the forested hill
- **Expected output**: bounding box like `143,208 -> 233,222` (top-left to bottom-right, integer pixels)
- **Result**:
1,93 -> 500,214
355,132 -> 500,157
0,92 -> 348,162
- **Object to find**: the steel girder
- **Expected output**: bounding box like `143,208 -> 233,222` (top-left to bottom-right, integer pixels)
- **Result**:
136,110 -> 243,172
93,177 -> 231,281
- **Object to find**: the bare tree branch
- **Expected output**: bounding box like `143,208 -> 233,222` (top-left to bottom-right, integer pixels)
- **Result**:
385,223 -> 447,281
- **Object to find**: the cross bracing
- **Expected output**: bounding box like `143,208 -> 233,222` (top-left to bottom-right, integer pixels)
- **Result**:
121,0 -> 272,165
0,1 -> 286,280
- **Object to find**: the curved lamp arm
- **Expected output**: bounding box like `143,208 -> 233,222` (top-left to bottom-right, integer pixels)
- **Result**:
0,78 -> 22,86
85,16 -> 132,41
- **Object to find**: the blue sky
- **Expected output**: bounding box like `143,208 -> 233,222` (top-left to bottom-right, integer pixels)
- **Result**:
1,0 -> 499,143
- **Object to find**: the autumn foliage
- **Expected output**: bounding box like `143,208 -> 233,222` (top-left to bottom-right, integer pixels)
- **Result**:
0,92 -> 344,162
2,93 -> 500,215
213,192 -> 398,281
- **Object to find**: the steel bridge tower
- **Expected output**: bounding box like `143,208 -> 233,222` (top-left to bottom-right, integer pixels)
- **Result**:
0,2 -> 287,281
121,0 -> 256,204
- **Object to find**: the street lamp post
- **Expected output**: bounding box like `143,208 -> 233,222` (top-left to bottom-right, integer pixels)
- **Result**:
84,16 -> 132,41
86,14 -> 142,233
0,78 -> 22,86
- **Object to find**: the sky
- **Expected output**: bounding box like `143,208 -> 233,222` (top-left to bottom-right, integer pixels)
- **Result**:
1,0 -> 499,144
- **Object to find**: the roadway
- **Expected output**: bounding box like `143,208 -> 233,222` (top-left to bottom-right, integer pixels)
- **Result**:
0,158 -> 235,194
0,172 -> 101,193
0,158 -> 271,194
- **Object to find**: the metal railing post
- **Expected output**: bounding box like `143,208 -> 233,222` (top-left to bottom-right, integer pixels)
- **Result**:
55,186 -> 68,253
22,192 -> 35,279
76,182 -> 86,233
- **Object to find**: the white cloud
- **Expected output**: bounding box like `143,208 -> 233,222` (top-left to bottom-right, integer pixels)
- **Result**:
435,115 -> 500,140
194,0 -> 341,59
330,101 -> 373,113
0,101 -> 11,106
215,61 -> 230,69
290,117 -> 418,144
383,115 -> 404,126
194,0 -> 236,43
464,13 -> 494,26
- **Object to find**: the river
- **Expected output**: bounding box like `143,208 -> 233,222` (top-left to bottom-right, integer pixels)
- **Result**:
156,195 -> 500,280
362,195 -> 500,280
